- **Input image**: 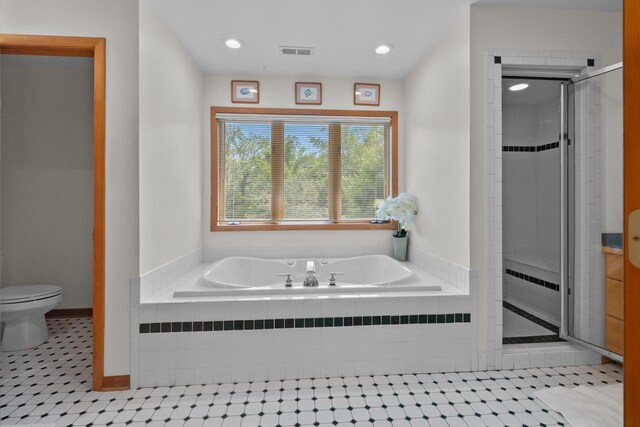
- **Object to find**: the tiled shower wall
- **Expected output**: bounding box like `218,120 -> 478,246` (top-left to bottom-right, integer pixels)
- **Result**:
503,259 -> 560,325
502,87 -> 562,320
484,49 -> 601,370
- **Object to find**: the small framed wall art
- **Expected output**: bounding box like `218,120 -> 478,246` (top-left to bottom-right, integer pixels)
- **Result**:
354,83 -> 381,106
231,80 -> 259,103
295,82 -> 322,105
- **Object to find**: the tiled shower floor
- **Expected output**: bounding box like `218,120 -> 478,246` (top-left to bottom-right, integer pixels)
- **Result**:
0,318 -> 623,426
502,303 -> 564,345
502,309 -> 551,338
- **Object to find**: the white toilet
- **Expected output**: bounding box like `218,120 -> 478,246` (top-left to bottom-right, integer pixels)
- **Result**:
0,285 -> 62,351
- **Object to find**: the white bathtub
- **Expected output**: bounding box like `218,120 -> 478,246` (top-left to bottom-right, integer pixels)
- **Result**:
172,255 -> 442,298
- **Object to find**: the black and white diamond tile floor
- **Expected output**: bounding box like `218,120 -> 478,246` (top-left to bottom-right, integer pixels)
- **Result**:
0,318 -> 623,426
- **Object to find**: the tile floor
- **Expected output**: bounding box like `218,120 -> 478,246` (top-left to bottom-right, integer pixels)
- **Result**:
0,318 -> 624,427
502,310 -> 553,339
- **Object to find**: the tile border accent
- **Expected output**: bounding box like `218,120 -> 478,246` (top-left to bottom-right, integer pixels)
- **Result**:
505,268 -> 560,292
503,334 -> 565,345
139,312 -> 472,334
502,141 -> 560,153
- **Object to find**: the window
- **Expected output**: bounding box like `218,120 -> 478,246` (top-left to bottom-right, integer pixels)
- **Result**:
211,107 -> 397,231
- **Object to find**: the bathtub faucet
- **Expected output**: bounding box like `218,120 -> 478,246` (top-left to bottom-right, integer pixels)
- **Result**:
304,261 -> 319,287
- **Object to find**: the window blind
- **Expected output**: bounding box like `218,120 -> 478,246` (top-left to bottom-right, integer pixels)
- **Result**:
216,113 -> 392,225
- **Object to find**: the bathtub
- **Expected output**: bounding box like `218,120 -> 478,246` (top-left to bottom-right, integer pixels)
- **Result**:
172,255 -> 442,298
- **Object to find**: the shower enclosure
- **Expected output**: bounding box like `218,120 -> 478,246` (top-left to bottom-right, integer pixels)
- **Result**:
502,63 -> 624,361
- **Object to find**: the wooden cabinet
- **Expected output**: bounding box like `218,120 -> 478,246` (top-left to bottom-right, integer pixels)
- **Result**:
603,246 -> 624,355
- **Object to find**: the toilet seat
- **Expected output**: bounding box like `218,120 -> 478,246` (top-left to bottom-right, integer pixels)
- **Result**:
1,285 -> 62,304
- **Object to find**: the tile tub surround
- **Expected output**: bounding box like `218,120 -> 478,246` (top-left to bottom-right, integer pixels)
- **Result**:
407,245 -> 473,293
131,293 -> 479,388
1,318 -> 625,427
132,254 -> 479,388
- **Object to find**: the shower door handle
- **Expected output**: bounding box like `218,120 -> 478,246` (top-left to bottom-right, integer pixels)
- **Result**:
629,210 -> 640,268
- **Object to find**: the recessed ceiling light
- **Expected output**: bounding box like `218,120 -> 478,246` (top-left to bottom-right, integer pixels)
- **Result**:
509,83 -> 529,92
375,44 -> 392,55
224,38 -> 243,49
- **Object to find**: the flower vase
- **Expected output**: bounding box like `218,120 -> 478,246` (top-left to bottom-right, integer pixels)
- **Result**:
393,235 -> 408,261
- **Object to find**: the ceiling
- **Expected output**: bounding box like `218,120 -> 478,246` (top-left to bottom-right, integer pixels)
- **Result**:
150,0 -> 622,80
502,79 -> 562,106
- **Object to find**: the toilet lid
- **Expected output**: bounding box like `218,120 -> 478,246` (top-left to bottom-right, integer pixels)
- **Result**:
0,285 -> 62,303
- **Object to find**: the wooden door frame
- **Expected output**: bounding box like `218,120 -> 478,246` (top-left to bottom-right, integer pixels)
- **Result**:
624,1 -> 639,424
0,34 -> 123,391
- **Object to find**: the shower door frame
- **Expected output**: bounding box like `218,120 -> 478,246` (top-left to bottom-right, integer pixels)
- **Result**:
560,66 -> 624,363
560,62 -> 624,363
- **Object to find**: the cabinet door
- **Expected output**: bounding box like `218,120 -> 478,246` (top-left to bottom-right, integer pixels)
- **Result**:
605,278 -> 624,320
605,316 -> 624,355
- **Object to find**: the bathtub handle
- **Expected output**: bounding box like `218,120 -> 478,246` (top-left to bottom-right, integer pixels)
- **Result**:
328,272 -> 344,286
277,273 -> 293,287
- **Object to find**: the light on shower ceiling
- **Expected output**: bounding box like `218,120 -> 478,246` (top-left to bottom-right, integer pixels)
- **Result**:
224,38 -> 243,49
509,83 -> 529,92
375,44 -> 392,55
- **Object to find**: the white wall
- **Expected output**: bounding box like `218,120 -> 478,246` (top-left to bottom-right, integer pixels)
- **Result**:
403,7 -> 471,269
139,0 -> 203,275
1,55 -> 93,309
470,4 -> 622,354
601,70 -> 623,233
535,97 -> 561,262
0,0 -> 140,376
202,75 -> 404,254
502,95 -> 561,263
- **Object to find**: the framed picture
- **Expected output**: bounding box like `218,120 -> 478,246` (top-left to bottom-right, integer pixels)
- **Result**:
231,80 -> 259,103
354,83 -> 381,106
295,82 -> 322,105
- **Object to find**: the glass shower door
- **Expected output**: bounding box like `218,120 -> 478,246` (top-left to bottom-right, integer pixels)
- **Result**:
562,64 -> 624,362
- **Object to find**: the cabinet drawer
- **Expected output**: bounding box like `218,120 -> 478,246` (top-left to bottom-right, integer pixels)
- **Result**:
605,278 -> 624,320
605,316 -> 624,355
605,253 -> 623,281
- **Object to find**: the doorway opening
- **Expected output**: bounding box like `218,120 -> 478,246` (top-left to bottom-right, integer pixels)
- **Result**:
501,77 -> 566,345
0,34 -> 116,391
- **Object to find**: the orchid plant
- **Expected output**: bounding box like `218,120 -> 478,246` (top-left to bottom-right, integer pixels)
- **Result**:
376,193 -> 418,238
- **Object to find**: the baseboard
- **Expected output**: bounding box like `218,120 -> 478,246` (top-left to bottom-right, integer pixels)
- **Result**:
46,308 -> 93,318
100,375 -> 130,391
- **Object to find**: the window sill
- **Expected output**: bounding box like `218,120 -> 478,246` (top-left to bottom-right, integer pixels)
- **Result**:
211,221 -> 397,232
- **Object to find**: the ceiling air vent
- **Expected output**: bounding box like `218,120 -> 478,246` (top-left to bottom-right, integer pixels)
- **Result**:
280,46 -> 314,56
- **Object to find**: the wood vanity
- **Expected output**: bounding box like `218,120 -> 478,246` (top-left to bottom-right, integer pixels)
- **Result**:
603,245 -> 624,355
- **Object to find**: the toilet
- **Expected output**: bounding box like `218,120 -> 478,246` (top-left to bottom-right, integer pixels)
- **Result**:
0,285 -> 62,351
